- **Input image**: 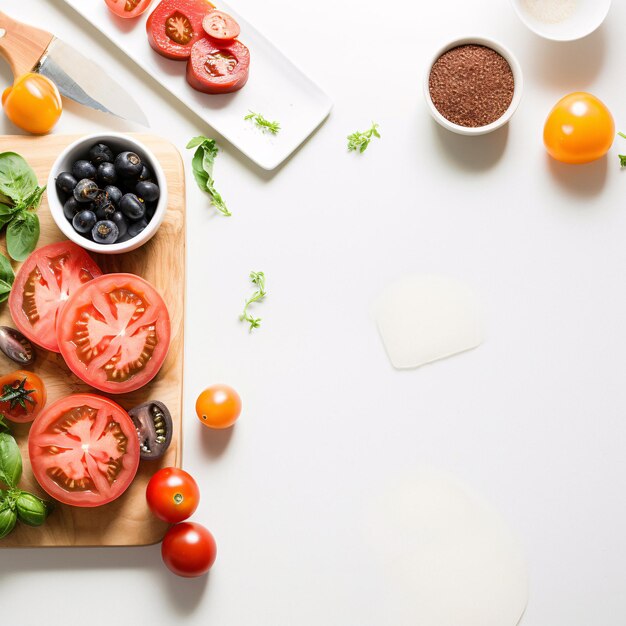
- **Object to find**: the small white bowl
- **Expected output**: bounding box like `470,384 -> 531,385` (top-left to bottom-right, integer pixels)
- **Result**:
48,133 -> 168,254
510,0 -> 611,41
424,36 -> 524,136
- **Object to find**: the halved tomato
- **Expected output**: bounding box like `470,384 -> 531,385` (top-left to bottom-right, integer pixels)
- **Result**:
202,10 -> 240,41
56,273 -> 171,394
105,0 -> 154,18
186,37 -> 250,94
0,370 -> 46,423
8,242 -> 102,353
147,0 -> 215,60
29,394 -> 139,507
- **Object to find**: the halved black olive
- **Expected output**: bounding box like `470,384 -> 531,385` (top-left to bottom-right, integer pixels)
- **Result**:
0,326 -> 35,365
128,401 -> 173,460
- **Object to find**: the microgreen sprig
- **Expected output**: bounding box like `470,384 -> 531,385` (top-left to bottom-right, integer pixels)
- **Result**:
240,271 -> 267,332
244,111 -> 281,135
347,122 -> 381,153
618,132 -> 626,167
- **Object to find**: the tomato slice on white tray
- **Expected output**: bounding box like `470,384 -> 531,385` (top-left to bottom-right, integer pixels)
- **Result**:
8,242 -> 102,352
29,394 -> 140,507
56,273 -> 171,394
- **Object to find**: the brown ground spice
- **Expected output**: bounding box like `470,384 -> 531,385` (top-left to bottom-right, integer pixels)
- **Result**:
428,44 -> 515,128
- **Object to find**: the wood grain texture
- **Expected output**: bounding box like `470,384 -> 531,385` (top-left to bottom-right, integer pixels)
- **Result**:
0,133 -> 185,547
0,11 -> 53,77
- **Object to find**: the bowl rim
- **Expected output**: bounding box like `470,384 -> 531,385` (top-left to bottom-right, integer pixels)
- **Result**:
47,132 -> 168,255
509,0 -> 611,42
423,35 -> 524,136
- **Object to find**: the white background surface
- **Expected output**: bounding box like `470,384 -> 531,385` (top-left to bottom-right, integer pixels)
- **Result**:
1,0 -> 625,624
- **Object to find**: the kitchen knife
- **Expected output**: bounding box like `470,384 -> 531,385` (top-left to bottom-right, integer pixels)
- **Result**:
0,10 -> 148,126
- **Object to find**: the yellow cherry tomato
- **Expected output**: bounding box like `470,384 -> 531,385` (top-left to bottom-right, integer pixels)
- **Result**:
2,73 -> 62,135
543,92 -> 614,164
195,384 -> 242,429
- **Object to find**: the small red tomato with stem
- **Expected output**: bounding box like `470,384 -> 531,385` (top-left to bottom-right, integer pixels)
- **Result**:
146,467 -> 200,523
195,384 -> 241,429
161,522 -> 217,577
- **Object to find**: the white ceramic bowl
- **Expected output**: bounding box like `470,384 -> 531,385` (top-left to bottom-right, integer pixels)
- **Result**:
510,0 -> 611,41
424,36 -> 524,136
47,133 -> 168,254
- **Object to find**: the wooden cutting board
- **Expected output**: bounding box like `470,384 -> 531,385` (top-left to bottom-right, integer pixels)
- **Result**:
0,133 -> 185,547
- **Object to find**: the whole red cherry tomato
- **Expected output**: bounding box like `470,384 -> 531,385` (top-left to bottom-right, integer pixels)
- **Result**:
161,522 -> 217,577
146,467 -> 200,523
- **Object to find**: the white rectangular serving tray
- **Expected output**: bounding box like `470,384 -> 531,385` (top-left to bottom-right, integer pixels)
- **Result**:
59,0 -> 332,170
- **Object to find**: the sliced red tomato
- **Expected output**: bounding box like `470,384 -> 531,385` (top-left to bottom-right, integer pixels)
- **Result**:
8,242 -> 102,353
56,273 -> 171,394
105,0 -> 154,18
0,370 -> 46,424
29,394 -> 139,507
202,10 -> 240,41
147,0 -> 215,60
186,37 -> 250,94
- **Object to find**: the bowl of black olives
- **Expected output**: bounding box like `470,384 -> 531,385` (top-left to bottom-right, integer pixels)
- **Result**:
48,133 -> 167,253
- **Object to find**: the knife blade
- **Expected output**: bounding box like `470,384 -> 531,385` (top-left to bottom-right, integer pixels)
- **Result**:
0,10 -> 148,126
36,38 -> 148,126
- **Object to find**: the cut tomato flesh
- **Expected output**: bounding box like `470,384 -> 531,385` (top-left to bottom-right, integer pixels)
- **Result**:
8,242 -> 102,352
29,394 -> 139,507
147,0 -> 215,60
186,37 -> 250,94
57,274 -> 171,394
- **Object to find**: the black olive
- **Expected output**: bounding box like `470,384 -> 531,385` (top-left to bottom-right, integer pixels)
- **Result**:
97,162 -> 117,186
136,181 -> 160,203
104,185 -> 122,206
0,326 -> 35,365
73,179 -> 99,203
110,211 -> 128,239
63,197 -> 81,220
72,160 -> 97,181
73,210 -> 97,234
128,219 -> 148,238
114,151 -> 143,178
92,220 -> 119,244
56,172 -> 77,194
128,401 -> 173,460
119,193 -> 146,221
88,143 -> 114,165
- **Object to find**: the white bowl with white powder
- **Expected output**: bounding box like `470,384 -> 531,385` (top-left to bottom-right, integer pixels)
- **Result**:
510,0 -> 611,41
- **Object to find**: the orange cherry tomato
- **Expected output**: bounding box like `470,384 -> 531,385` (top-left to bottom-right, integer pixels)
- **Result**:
0,370 -> 46,423
195,384 -> 241,429
2,73 -> 62,135
543,92 -> 614,164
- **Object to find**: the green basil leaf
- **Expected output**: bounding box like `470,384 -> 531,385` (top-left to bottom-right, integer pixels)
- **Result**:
0,279 -> 12,303
0,252 -> 14,286
0,202 -> 19,230
0,506 -> 17,539
186,135 -> 209,149
20,185 -> 46,211
191,148 -> 210,191
16,491 -> 49,526
6,210 -> 40,262
0,152 -> 37,205
0,432 -> 22,488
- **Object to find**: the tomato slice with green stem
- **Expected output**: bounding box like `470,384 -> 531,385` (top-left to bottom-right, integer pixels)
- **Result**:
29,394 -> 139,507
56,273 -> 171,394
105,0 -> 154,18
8,241 -> 102,353
186,37 -> 250,94
202,10 -> 240,41
147,0 -> 215,60
0,370 -> 46,423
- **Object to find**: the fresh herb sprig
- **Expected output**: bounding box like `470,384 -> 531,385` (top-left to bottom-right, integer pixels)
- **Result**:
0,152 -> 44,261
0,416 -> 52,539
347,122 -> 381,153
244,111 -> 281,135
186,136 -> 231,216
618,132 -> 626,167
240,271 -> 267,332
